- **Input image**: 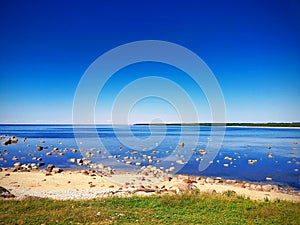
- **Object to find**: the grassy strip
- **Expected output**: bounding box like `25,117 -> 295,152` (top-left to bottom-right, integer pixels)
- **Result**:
0,191 -> 299,225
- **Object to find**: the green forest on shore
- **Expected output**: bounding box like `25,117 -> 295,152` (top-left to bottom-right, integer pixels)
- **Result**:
134,122 -> 300,127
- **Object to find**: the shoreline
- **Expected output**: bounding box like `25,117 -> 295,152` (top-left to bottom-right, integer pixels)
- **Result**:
227,125 -> 300,129
1,168 -> 300,202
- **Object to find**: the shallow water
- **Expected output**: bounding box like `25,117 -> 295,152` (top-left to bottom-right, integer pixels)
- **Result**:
0,125 -> 299,189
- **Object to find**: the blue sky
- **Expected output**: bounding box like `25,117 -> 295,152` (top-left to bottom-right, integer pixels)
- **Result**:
0,0 -> 299,124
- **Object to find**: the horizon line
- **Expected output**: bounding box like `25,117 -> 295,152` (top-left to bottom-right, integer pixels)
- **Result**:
0,121 -> 299,125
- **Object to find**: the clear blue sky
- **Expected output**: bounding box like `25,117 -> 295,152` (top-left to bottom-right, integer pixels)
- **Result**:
0,0 -> 299,124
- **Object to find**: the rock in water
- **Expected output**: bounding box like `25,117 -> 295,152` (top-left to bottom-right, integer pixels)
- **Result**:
248,159 -> 258,165
37,162 -> 45,167
178,142 -> 184,147
224,156 -> 232,161
11,137 -> 18,144
176,160 -> 185,165
199,149 -> 207,155
68,158 -> 76,163
36,145 -> 43,151
77,158 -> 83,166
1,138 -> 12,146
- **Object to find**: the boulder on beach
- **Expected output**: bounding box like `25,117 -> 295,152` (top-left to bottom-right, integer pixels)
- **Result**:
52,168 -> 63,173
0,186 -> 15,198
164,176 -> 173,182
47,164 -> 55,172
205,177 -> 215,183
262,184 -> 273,192
183,179 -> 197,184
255,185 -> 263,191
176,183 -> 198,192
225,179 -> 237,184
14,162 -> 22,169
31,163 -> 38,170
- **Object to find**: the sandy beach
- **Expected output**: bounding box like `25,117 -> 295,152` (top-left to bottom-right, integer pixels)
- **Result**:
1,168 -> 300,202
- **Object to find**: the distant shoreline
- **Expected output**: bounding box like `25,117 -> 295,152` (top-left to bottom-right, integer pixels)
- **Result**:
225,126 -> 300,129
0,122 -> 300,128
133,122 -> 300,128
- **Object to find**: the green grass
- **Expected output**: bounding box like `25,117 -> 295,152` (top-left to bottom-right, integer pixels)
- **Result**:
0,191 -> 299,224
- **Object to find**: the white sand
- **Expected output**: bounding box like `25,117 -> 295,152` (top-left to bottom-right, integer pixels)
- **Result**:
1,170 -> 300,202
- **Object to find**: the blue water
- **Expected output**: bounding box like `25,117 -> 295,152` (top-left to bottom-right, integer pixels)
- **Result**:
0,124 -> 299,189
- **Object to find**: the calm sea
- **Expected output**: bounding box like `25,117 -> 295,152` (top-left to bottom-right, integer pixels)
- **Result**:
0,124 -> 299,189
